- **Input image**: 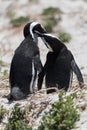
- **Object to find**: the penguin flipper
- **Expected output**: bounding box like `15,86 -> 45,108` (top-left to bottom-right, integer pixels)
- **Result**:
71,59 -> 84,88
37,55 -> 51,90
37,63 -> 47,90
34,54 -> 43,73
38,52 -> 54,90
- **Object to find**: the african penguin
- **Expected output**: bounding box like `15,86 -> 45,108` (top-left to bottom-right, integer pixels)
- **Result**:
37,32 -> 84,93
9,22 -> 46,100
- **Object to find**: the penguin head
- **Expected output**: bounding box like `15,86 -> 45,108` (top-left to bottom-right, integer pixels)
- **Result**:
32,23 -> 46,35
23,22 -> 46,44
23,22 -> 31,38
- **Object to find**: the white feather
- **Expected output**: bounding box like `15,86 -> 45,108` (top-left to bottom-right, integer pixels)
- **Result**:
30,59 -> 35,93
68,70 -> 73,91
44,33 -> 56,38
30,22 -> 39,39
45,33 -> 62,42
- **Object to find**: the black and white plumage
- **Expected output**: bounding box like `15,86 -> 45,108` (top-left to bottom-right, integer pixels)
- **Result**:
9,22 -> 46,100
37,33 -> 84,93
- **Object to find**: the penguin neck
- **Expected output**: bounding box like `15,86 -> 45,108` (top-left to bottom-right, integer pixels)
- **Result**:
41,34 -> 67,53
33,33 -> 38,44
28,33 -> 38,44
41,37 -> 53,52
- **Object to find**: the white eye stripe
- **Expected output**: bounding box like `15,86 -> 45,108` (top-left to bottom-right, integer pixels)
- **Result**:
44,33 -> 61,42
30,22 -> 39,39
41,24 -> 46,31
44,33 -> 56,38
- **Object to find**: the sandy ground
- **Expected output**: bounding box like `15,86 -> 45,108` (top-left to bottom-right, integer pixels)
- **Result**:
0,0 -> 87,129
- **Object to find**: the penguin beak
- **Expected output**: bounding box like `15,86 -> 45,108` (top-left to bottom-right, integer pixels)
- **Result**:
34,31 -> 44,37
34,31 -> 49,49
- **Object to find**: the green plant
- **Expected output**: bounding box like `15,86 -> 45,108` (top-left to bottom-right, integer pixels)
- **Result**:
3,69 -> 9,77
0,106 -> 6,123
44,18 -> 57,32
42,7 -> 62,32
0,61 -> 9,77
59,32 -> 71,43
6,120 -> 32,130
42,7 -> 62,16
10,16 -> 29,27
6,105 -> 32,130
0,60 -> 3,66
0,69 -> 9,78
37,91 -> 80,130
